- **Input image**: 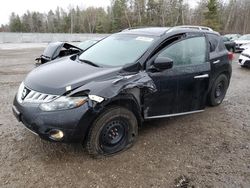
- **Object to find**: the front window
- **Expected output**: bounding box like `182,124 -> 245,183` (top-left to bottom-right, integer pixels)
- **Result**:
158,37 -> 206,66
79,34 -> 157,67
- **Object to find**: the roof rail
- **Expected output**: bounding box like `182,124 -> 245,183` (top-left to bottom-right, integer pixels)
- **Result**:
174,25 -> 214,31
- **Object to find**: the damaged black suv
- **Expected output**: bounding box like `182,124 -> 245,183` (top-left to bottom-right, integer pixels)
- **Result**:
13,27 -> 232,157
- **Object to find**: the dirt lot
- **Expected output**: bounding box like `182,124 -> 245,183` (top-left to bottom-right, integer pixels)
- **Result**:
0,47 -> 249,188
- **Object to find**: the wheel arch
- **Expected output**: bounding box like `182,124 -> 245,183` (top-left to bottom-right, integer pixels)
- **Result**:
207,71 -> 230,106
80,91 -> 143,145
104,93 -> 143,127
215,71 -> 230,86
209,70 -> 231,92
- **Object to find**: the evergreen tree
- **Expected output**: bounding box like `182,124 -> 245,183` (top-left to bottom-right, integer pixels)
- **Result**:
146,0 -> 161,26
9,13 -> 22,32
204,0 -> 221,31
111,0 -> 129,32
2,0 -> 250,34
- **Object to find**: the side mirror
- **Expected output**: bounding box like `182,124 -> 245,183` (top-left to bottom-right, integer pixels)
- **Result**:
153,56 -> 173,70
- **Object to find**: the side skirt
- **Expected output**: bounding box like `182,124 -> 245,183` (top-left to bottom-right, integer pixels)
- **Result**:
145,110 -> 204,120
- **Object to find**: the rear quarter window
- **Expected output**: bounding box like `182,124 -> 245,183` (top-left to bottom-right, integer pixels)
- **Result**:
207,34 -> 225,52
218,38 -> 227,51
207,34 -> 219,52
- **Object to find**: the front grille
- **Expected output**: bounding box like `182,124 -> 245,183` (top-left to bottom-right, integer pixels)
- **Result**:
17,82 -> 58,103
23,90 -> 58,103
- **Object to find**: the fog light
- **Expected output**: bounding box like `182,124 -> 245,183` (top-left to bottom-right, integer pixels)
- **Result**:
49,129 -> 64,141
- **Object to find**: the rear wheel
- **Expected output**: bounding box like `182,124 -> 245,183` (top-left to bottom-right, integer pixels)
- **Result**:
208,74 -> 229,106
86,106 -> 138,157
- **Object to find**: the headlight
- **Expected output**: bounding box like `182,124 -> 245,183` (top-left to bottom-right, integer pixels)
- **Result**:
39,96 -> 87,111
17,82 -> 25,103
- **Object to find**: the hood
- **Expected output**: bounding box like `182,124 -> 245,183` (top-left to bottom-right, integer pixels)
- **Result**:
242,48 -> 250,55
24,56 -> 121,95
234,40 -> 250,45
241,43 -> 250,48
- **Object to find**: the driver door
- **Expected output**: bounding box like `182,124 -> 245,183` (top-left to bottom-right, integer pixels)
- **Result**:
144,35 -> 210,118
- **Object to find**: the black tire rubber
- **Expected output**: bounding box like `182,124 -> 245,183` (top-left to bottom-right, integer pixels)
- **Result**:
86,106 -> 138,157
208,74 -> 229,106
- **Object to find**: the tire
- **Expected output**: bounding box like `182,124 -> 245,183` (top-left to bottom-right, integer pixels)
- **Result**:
208,74 -> 229,106
86,106 -> 138,157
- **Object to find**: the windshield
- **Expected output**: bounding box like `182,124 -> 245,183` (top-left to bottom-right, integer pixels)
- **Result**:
238,35 -> 250,40
79,34 -> 157,67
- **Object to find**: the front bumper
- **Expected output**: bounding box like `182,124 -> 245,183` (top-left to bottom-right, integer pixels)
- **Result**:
12,95 -> 93,143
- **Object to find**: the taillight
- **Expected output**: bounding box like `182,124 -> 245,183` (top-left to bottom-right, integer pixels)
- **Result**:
228,52 -> 234,61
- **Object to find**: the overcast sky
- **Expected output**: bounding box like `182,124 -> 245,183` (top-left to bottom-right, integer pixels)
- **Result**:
0,0 -> 199,25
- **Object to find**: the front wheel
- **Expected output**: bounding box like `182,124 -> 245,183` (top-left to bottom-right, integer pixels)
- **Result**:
208,74 -> 229,106
86,106 -> 138,157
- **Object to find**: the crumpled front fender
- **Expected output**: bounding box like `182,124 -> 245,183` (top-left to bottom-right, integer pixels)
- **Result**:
69,71 -> 157,113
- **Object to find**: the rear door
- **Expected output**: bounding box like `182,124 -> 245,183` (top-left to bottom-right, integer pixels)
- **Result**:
144,33 -> 210,118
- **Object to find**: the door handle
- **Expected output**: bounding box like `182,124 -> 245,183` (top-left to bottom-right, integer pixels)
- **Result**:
194,74 -> 209,79
213,60 -> 220,64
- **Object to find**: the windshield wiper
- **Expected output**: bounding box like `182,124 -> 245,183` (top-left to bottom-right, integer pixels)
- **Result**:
79,58 -> 100,67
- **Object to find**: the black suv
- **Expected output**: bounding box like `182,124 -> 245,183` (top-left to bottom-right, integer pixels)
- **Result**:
13,27 -> 232,157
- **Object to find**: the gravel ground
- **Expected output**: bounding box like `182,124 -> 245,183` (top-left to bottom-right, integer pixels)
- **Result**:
0,47 -> 249,188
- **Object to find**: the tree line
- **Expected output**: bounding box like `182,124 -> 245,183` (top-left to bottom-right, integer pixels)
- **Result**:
1,0 -> 250,34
